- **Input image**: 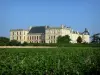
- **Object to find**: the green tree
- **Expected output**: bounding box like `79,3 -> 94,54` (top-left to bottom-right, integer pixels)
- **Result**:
22,42 -> 28,46
57,35 -> 62,43
64,35 -> 71,43
57,35 -> 71,44
9,40 -> 21,46
77,36 -> 82,43
0,37 -> 9,46
91,33 -> 100,43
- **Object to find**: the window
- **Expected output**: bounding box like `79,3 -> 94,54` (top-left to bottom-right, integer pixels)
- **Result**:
20,32 -> 21,35
30,36 -> 31,40
51,36 -> 52,39
24,32 -> 25,35
42,41 -> 44,43
49,36 -> 50,39
20,36 -> 21,40
51,40 -> 52,43
35,36 -> 36,40
33,36 -> 35,40
54,40 -> 56,43
13,32 -> 14,35
54,36 -> 55,39
50,30 -> 52,33
39,41 -> 41,43
39,36 -> 41,39
17,36 -> 18,40
32,36 -> 33,40
37,36 -> 38,39
17,32 -> 18,35
27,37 -> 29,40
24,36 -> 25,40
13,37 -> 14,40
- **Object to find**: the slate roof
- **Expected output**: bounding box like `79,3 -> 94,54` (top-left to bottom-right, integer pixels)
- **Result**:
28,26 -> 45,34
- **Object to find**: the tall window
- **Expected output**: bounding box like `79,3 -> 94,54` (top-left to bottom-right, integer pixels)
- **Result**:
17,32 -> 18,35
28,36 -> 29,40
37,36 -> 38,39
49,36 -> 50,39
20,32 -> 21,35
20,36 -> 21,40
24,36 -> 25,40
13,32 -> 14,35
54,36 -> 55,39
32,36 -> 33,40
17,36 -> 18,40
51,36 -> 52,39
24,32 -> 25,35
30,36 -> 31,40
33,36 -> 35,40
51,40 -> 52,43
39,36 -> 41,39
35,36 -> 36,40
54,40 -> 56,43
13,37 -> 14,40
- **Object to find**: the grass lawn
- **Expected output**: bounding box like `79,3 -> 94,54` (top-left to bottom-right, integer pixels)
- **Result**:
0,47 -> 100,75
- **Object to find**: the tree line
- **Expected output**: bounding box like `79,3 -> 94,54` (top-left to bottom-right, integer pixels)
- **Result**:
0,33 -> 100,47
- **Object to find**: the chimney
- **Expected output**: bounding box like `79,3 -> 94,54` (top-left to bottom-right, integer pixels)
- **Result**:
61,24 -> 64,28
45,25 -> 49,28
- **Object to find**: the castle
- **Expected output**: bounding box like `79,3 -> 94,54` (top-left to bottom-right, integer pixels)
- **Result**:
10,25 -> 90,43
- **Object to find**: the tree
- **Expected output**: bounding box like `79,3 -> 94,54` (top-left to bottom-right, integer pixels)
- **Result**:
64,35 -> 71,43
57,35 -> 62,43
0,37 -> 9,46
77,36 -> 82,43
22,42 -> 28,46
9,40 -> 21,46
57,35 -> 71,44
91,33 -> 100,43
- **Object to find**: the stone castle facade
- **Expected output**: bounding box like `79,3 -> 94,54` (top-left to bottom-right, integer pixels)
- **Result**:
10,25 -> 90,43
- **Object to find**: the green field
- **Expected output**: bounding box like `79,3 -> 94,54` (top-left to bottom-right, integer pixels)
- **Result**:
0,47 -> 100,75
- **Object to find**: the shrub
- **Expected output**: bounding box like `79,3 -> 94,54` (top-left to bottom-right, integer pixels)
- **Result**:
0,37 -> 9,46
57,35 -> 71,44
8,40 -> 21,46
22,42 -> 29,46
77,36 -> 82,43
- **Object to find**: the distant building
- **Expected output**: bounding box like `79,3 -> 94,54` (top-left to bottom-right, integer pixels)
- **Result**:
10,29 -> 28,43
10,25 -> 90,43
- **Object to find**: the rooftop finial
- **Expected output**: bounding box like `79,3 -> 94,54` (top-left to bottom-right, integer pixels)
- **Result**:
85,28 -> 88,32
61,24 -> 64,28
83,28 -> 90,35
45,25 -> 49,28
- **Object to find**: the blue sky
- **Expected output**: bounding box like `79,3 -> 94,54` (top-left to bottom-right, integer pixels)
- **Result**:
0,0 -> 100,37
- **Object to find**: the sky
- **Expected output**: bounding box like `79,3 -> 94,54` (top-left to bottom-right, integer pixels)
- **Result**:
0,0 -> 100,37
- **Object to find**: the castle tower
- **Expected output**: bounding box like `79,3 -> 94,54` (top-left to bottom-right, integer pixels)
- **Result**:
84,28 -> 90,35
82,28 -> 90,43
